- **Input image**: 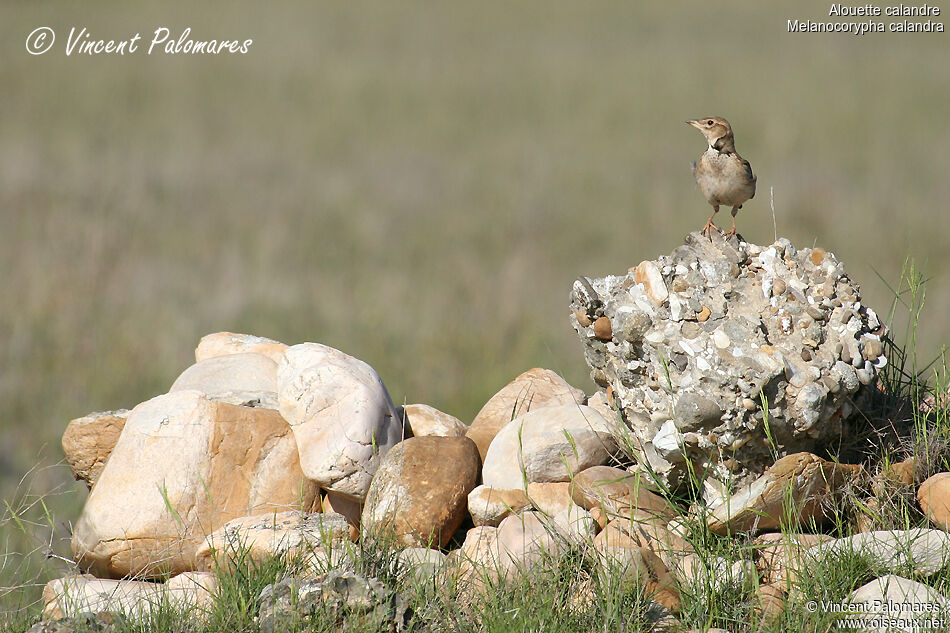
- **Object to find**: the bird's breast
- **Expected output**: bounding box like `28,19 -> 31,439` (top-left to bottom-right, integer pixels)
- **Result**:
693,149 -> 756,206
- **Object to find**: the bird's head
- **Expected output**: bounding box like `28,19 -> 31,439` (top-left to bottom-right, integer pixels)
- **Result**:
686,116 -> 735,153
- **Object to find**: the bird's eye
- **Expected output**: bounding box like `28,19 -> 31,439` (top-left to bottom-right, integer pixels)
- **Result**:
706,120 -> 713,126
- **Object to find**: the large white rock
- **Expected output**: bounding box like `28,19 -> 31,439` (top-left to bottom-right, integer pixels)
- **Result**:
71,390 -> 319,578
170,352 -> 279,409
42,572 -> 216,619
847,575 -> 949,632
481,404 -> 618,490
277,343 -> 405,501
810,529 -> 950,575
465,368 -> 585,460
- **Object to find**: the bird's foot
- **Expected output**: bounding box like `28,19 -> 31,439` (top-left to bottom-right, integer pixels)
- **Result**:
702,220 -> 722,240
723,227 -> 736,237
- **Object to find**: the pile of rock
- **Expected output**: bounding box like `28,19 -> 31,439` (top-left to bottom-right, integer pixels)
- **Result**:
36,233 -> 950,632
570,232 -> 887,494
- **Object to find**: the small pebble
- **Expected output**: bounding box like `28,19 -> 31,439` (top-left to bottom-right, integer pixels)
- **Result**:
575,309 -> 592,327
593,316 -> 612,340
713,330 -> 730,349
697,306 -> 711,322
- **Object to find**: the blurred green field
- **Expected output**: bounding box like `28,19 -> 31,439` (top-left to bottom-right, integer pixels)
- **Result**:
1,0 -> 948,613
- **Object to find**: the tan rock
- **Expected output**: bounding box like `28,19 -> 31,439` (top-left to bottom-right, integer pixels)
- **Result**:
707,452 -> 863,535
195,331 -> 287,364
170,352 -> 279,409
496,511 -> 565,579
810,529 -> 950,575
447,525 -> 503,593
62,410 -> 129,488
595,543 -> 680,613
71,390 -> 318,578
634,260 -> 669,304
42,572 -> 216,619
466,368 -> 585,461
468,485 -> 531,527
278,343 -> 405,501
402,403 -> 467,438
592,316 -> 613,340
754,532 -> 834,589
395,547 -> 446,583
571,465 -> 674,520
882,457 -> 917,487
195,511 -> 352,571
595,515 -> 693,568
755,582 -> 786,621
525,482 -> 574,516
524,484 -> 599,542
853,496 -> 883,533
549,505 -> 598,543
362,436 -> 480,548
482,404 -> 617,490
323,491 -> 362,540
672,554 -> 753,594
585,390 -> 618,427
918,471 -> 950,530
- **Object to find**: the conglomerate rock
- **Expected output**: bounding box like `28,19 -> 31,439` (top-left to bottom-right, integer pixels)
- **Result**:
570,232 -> 886,490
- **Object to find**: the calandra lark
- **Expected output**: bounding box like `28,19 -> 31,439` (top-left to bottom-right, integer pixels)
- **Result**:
686,116 -> 756,238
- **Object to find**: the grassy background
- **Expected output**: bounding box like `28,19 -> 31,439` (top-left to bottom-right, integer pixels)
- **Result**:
0,0 -> 948,612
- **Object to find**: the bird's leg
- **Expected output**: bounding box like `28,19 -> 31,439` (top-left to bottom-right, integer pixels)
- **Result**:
723,206 -> 739,237
702,206 -> 720,240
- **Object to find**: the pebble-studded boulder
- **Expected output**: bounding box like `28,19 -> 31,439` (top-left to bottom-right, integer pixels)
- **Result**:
570,232 -> 887,489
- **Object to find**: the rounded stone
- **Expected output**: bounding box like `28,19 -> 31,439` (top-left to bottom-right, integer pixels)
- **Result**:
482,405 -> 617,490
673,393 -> 723,431
593,316 -> 613,340
277,343 -> 405,501
918,472 -> 950,531
362,436 -> 480,548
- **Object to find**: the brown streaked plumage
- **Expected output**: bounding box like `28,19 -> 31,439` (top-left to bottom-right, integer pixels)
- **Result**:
686,116 -> 756,238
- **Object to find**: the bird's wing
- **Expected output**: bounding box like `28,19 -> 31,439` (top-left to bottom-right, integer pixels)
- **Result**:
741,158 -> 756,183
740,158 -> 754,179
741,158 -> 757,198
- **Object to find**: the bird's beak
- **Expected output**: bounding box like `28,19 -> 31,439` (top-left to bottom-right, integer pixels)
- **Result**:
685,119 -> 701,129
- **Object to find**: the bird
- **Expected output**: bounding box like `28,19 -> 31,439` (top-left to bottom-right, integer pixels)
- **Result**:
686,116 -> 756,239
